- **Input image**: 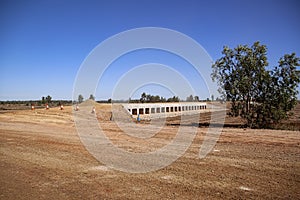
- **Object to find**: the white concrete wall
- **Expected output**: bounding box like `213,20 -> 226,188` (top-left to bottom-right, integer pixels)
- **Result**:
122,102 -> 208,119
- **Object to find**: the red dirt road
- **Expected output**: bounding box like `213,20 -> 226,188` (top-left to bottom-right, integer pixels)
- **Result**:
0,105 -> 299,199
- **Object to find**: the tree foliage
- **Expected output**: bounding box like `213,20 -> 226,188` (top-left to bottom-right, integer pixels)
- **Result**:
186,94 -> 201,102
167,96 -> 180,102
212,41 -> 300,128
186,95 -> 194,102
41,96 -> 46,104
140,92 -> 147,103
130,93 -> 203,103
78,94 -> 84,103
89,94 -> 95,101
136,92 -> 180,103
45,95 -> 52,104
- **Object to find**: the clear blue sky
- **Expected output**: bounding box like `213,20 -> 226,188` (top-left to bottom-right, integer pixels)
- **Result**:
1,0 -> 299,100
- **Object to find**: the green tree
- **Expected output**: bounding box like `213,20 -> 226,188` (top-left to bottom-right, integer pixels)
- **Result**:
160,96 -> 166,102
212,41 -> 300,128
258,53 -> 300,127
186,95 -> 194,102
41,96 -> 46,104
146,94 -> 151,102
78,94 -> 84,103
45,95 -> 52,104
89,94 -> 95,100
153,95 -> 160,102
140,92 -> 146,103
167,96 -> 179,102
173,96 -> 180,102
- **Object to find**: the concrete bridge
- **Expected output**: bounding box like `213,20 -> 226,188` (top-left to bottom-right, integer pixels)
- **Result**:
121,102 -> 208,120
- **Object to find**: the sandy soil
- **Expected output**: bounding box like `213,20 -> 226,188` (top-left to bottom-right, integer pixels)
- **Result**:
0,104 -> 299,199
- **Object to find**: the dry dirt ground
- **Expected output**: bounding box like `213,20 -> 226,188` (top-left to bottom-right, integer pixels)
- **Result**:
0,104 -> 299,199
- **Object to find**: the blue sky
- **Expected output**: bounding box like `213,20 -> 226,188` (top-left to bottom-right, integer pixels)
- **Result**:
1,0 -> 299,100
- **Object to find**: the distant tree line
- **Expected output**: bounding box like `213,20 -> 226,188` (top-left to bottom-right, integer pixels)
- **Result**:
135,92 -> 180,103
75,93 -> 218,104
126,92 -> 212,103
1,93 -> 95,107
76,94 -> 95,103
0,99 -> 72,107
41,95 -> 52,104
